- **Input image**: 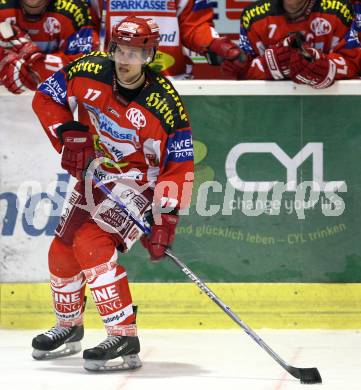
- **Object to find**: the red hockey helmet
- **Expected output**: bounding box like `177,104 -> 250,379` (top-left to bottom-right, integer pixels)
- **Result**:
110,16 -> 160,50
109,17 -> 160,65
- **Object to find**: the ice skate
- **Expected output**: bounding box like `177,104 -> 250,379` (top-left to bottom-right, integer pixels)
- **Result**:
32,325 -> 84,360
83,335 -> 141,371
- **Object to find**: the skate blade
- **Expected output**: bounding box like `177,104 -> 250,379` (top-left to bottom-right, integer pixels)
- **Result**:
32,341 -> 82,360
84,354 -> 142,372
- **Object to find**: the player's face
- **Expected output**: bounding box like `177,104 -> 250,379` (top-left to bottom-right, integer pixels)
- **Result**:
21,0 -> 49,14
283,0 -> 307,9
115,61 -> 143,84
113,44 -> 151,83
113,44 -> 152,65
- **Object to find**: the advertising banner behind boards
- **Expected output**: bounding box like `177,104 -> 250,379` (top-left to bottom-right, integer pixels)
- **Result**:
1,93 -> 360,282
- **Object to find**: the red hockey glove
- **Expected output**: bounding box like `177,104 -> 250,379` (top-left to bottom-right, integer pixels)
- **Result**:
260,45 -> 292,80
0,21 -> 17,50
140,214 -> 179,261
259,36 -> 298,80
0,23 -> 43,94
208,37 -> 243,62
259,33 -> 308,80
0,47 -> 39,93
221,56 -> 250,79
57,121 -> 95,181
0,23 -> 41,59
289,47 -> 336,89
207,37 -> 250,78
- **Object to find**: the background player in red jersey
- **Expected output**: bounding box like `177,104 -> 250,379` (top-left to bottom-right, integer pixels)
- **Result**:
31,16 -> 194,372
88,0 -> 243,78
224,0 -> 361,88
0,0 -> 98,94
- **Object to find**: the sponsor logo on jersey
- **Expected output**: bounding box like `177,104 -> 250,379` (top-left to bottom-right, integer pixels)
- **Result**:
55,0 -> 87,27
84,103 -> 140,147
110,0 -> 174,12
100,119 -> 139,143
44,17 -> 61,34
320,0 -> 353,23
157,76 -> 187,118
166,130 -> 193,163
310,17 -> 332,36
146,92 -> 175,127
67,30 -> 93,54
101,123 -> 139,143
145,77 -> 187,128
126,108 -> 146,130
241,2 -> 271,29
67,58 -> 104,79
38,72 -> 67,105
102,140 -> 125,162
107,106 -> 120,117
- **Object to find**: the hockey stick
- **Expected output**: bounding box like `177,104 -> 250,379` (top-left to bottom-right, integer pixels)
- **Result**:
91,175 -> 322,384
164,250 -> 322,384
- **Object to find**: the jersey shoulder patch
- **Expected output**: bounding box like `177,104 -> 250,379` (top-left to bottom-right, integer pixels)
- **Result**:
241,0 -> 273,30
48,0 -> 90,29
137,70 -> 190,134
65,51 -> 112,84
316,0 -> 354,26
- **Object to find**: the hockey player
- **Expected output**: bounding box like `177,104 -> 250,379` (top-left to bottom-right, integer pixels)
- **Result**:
31,16 -> 194,371
88,0 -> 243,78
224,0 -> 361,88
0,0 -> 98,94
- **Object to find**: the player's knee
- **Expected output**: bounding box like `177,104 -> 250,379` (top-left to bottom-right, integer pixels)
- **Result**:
48,236 -> 81,277
72,222 -> 118,269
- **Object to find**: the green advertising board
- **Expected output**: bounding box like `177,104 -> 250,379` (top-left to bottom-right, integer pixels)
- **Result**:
121,95 -> 361,283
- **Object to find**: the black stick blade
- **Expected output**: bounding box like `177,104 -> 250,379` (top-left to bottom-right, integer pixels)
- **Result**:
288,366 -> 322,384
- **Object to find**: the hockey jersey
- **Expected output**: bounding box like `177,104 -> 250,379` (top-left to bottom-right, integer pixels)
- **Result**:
239,0 -> 361,79
352,0 -> 361,40
89,0 -> 217,76
0,0 -> 98,81
32,52 -> 194,209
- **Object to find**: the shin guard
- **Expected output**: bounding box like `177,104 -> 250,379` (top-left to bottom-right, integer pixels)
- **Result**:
85,259 -> 136,336
50,272 -> 86,327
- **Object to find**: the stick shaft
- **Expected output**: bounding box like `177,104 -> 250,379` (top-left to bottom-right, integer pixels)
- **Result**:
92,175 -> 151,234
165,249 -> 294,372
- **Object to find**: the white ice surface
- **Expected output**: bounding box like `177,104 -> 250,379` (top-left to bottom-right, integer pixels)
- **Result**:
0,329 -> 360,390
